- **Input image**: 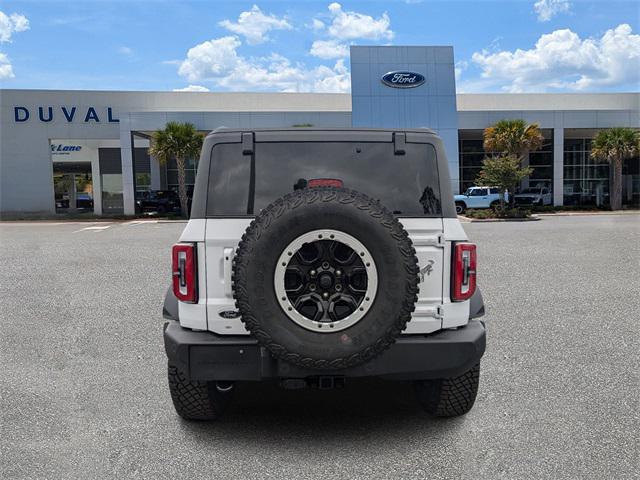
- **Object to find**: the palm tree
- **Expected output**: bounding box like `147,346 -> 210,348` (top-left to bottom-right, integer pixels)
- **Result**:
148,122 -> 203,217
483,119 -> 544,206
590,128 -> 640,210
483,119 -> 545,159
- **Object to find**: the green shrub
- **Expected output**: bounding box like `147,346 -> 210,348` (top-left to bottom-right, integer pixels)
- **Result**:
464,209 -> 495,219
528,205 -> 557,213
464,208 -> 530,219
500,208 -> 531,218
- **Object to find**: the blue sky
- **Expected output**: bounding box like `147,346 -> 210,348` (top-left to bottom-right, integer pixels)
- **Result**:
0,0 -> 638,93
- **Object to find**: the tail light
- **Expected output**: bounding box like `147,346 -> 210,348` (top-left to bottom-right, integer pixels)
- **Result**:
172,243 -> 198,303
451,242 -> 476,302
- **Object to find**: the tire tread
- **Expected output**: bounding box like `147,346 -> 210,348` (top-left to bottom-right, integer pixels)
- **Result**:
232,187 -> 419,370
415,363 -> 480,417
167,363 -> 230,420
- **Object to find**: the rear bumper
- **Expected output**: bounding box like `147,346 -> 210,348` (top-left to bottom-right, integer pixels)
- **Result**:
163,319 -> 486,381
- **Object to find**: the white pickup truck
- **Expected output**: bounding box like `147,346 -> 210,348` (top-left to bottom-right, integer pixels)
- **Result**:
514,186 -> 552,206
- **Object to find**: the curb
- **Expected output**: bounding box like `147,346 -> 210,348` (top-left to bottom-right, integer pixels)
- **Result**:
535,211 -> 640,217
458,215 -> 540,223
0,216 -> 187,223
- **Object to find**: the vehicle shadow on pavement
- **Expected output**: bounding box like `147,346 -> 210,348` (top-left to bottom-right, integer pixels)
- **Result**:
178,379 -> 466,441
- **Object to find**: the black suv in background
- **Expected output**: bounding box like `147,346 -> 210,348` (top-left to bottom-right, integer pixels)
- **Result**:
136,190 -> 181,214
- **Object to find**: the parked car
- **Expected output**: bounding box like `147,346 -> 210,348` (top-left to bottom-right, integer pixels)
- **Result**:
55,193 -> 68,209
75,192 -> 94,209
136,190 -> 181,214
163,128 -> 486,421
54,192 -> 93,210
454,186 -> 507,214
514,186 -> 552,206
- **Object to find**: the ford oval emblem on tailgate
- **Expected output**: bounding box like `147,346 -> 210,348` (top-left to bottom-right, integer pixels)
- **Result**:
381,71 -> 426,88
219,310 -> 241,319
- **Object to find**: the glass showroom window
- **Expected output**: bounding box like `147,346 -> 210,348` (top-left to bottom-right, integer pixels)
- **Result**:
563,138 -> 610,206
458,132 -> 554,193
622,153 -> 640,207
458,138 -> 486,192
134,148 -> 151,192
136,173 -> 151,191
99,148 -> 124,214
166,157 -> 197,194
528,131 -> 553,191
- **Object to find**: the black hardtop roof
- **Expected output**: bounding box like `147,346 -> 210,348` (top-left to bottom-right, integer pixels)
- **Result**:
206,126 -> 438,139
191,127 -> 456,219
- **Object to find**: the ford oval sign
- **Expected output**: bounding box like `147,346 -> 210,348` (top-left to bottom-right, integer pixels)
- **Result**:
381,71 -> 425,89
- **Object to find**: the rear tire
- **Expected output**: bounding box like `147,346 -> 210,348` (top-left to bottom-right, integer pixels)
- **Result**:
490,201 -> 502,212
414,363 -> 480,417
167,362 -> 233,420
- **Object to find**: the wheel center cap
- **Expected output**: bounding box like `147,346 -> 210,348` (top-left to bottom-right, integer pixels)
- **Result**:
318,273 -> 333,289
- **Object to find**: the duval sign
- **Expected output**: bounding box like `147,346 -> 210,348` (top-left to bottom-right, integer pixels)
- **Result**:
13,106 -> 119,123
381,71 -> 426,88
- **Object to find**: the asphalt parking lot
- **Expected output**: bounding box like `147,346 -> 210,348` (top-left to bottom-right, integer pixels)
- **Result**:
1,215 -> 638,479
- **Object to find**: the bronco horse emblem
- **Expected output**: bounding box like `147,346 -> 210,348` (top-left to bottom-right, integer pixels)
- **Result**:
419,260 -> 435,282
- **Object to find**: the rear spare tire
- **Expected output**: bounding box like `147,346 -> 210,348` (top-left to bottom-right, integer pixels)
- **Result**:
232,187 -> 419,370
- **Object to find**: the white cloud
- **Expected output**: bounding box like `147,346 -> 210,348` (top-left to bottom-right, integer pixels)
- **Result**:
173,85 -> 210,92
325,3 -> 393,41
308,3 -> 393,59
533,0 -> 571,22
178,4 -> 387,93
0,11 -> 29,42
471,24 -> 640,92
311,58 -> 350,93
455,60 -> 468,81
0,52 -> 14,79
214,53 -> 350,93
219,5 -> 291,45
177,36 -> 350,93
118,46 -> 133,56
310,39 -> 349,59
310,18 -> 325,32
178,36 -> 242,82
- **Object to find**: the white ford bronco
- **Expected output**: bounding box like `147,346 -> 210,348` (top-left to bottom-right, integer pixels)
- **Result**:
163,128 -> 486,420
454,186 -> 507,214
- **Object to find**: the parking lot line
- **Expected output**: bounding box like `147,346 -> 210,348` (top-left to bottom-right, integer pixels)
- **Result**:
124,220 -> 159,226
72,224 -> 112,233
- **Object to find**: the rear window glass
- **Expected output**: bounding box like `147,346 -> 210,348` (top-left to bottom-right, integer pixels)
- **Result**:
206,141 -> 441,217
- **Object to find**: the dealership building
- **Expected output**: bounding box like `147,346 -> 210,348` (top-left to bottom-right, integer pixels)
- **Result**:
1,46 -> 638,216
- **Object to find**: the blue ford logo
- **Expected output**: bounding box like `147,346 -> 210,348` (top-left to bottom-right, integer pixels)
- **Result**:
381,71 -> 426,88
